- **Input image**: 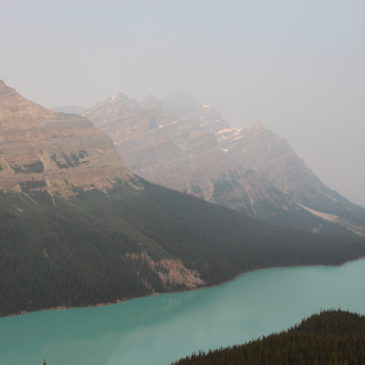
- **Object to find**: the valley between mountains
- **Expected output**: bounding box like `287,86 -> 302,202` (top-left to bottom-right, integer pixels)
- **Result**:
0,80 -> 365,317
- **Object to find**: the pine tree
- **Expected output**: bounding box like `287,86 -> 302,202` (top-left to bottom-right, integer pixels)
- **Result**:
329,353 -> 339,365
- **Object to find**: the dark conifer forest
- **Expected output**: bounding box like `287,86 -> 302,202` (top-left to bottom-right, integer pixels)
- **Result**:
0,179 -> 365,316
172,310 -> 365,365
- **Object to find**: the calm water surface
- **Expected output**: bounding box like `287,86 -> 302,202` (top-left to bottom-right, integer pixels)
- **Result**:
1,259 -> 365,365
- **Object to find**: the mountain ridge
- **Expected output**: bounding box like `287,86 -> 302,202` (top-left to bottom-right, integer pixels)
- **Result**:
1,82 -> 365,317
0,80 -> 132,196
86,92 -> 365,236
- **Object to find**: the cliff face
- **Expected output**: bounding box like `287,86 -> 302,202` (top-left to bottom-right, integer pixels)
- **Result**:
86,92 -> 365,236
86,92 -> 229,193
0,81 -> 131,195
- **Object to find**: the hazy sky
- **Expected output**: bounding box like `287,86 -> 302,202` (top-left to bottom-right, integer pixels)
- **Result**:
1,0 -> 364,205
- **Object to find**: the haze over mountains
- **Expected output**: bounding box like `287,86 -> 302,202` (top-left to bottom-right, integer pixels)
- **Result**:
83,92 -> 365,237
2,1 -> 363,363
0,80 -> 130,195
1,80 -> 365,316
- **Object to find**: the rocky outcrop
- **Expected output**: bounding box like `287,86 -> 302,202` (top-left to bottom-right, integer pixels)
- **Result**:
0,81 -> 132,195
126,252 -> 204,290
86,92 -> 365,236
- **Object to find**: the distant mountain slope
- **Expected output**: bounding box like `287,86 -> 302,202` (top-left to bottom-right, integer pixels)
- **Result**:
1,81 -> 365,317
172,310 -> 365,365
0,81 -> 131,195
86,93 -> 365,236
216,125 -> 365,235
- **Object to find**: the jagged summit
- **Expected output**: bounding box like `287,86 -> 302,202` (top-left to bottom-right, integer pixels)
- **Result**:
0,82 -> 132,195
110,92 -> 129,103
162,92 -> 224,125
0,80 -> 55,130
86,91 -> 365,236
0,80 -> 12,92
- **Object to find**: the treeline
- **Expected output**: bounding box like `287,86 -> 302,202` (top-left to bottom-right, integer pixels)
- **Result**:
172,310 -> 365,365
0,179 -> 365,316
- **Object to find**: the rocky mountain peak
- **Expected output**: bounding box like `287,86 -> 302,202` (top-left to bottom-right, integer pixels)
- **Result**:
110,92 -> 129,103
0,82 -> 132,196
0,80 -> 15,95
161,92 -> 207,117
0,81 -> 55,131
86,91 -> 365,236
0,80 -> 9,91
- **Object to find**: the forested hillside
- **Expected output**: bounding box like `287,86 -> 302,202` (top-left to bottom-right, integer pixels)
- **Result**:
1,178 -> 365,317
172,310 -> 365,365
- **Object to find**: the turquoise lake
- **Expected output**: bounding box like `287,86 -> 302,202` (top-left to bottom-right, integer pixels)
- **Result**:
1,259 -> 365,365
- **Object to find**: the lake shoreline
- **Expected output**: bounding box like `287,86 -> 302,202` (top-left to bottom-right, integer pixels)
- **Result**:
2,255 -> 365,319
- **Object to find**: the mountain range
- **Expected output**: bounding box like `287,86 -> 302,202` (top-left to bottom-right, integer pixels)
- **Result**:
0,80 -> 364,317
82,92 -> 365,237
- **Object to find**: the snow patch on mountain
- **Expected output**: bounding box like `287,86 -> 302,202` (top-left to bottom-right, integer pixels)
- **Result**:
216,128 -> 243,143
